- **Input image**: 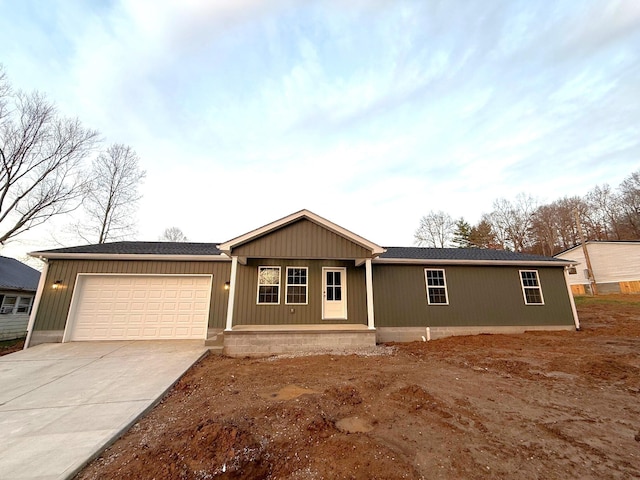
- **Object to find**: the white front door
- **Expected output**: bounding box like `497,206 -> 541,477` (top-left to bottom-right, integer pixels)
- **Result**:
322,267 -> 347,319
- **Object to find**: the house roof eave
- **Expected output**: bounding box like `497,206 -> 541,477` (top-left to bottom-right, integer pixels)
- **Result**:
28,252 -> 232,262
373,258 -> 577,267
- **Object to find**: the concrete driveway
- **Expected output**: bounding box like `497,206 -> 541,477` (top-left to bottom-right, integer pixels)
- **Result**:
0,341 -> 208,480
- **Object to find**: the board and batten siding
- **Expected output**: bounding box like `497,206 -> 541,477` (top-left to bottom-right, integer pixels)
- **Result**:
231,219 -> 372,259
373,265 -> 574,327
557,243 -> 640,285
231,259 -> 367,326
33,260 -> 231,332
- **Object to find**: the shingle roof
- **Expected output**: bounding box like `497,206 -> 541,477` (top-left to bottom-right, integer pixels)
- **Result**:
31,242 -> 566,264
380,247 -> 566,263
0,256 -> 40,291
32,242 -> 223,256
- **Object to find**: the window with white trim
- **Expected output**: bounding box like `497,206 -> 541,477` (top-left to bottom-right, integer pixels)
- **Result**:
0,295 -> 34,314
257,266 -> 281,304
286,267 -> 308,304
520,270 -> 544,305
425,269 -> 449,305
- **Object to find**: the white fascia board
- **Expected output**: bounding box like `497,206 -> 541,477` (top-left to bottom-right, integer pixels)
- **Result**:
217,209 -> 386,256
28,252 -> 231,262
373,258 -> 577,267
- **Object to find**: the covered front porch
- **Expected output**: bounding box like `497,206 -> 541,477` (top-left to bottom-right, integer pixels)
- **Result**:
214,210 -> 384,357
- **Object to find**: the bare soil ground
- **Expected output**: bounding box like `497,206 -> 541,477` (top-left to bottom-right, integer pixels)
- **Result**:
0,337 -> 24,356
77,295 -> 640,479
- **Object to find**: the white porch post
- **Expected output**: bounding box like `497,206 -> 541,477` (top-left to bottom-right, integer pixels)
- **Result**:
365,258 -> 375,329
225,256 -> 238,331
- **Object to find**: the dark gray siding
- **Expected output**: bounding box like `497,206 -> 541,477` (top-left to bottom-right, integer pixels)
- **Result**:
373,264 -> 574,327
232,259 -> 367,326
232,219 -> 372,259
34,260 -> 231,331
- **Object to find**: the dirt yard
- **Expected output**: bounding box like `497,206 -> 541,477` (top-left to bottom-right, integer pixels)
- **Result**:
0,337 -> 24,356
77,295 -> 640,479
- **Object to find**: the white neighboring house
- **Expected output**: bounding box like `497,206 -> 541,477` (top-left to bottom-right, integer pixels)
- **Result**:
0,256 -> 40,340
554,241 -> 640,295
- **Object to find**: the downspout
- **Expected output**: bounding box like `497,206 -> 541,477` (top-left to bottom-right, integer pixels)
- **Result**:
564,266 -> 580,331
24,258 -> 49,349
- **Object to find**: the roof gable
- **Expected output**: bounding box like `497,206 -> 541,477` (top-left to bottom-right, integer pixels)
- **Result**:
218,210 -> 385,258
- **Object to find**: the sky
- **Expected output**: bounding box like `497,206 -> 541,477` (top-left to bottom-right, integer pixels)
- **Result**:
1,0 -> 639,262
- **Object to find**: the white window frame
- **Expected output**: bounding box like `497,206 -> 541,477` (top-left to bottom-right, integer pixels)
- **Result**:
285,266 -> 308,305
424,269 -> 449,305
16,296 -> 34,314
0,295 -> 34,315
256,266 -> 281,305
519,270 -> 545,305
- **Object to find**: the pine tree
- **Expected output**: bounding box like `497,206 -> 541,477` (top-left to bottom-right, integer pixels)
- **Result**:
452,218 -> 472,248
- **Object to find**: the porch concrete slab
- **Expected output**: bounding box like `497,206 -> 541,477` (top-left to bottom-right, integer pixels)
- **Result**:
0,341 -> 208,480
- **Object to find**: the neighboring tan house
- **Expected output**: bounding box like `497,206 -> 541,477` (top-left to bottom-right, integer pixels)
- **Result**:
554,241 -> 640,295
0,256 -> 40,340
26,210 -> 579,356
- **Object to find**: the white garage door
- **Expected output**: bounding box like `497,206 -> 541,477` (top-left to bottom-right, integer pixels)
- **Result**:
66,275 -> 212,341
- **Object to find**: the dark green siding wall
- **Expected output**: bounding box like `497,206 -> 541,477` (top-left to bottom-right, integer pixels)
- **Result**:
34,260 -> 231,331
373,265 -> 574,327
232,219 -> 372,259
232,259 -> 367,326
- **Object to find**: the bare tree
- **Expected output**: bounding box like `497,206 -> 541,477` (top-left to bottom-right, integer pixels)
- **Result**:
530,204 -> 559,256
584,184 -> 623,240
553,196 -> 587,249
73,144 -> 145,243
485,194 -> 537,252
619,170 -> 640,238
159,227 -> 188,242
0,67 -> 99,245
414,210 -> 455,248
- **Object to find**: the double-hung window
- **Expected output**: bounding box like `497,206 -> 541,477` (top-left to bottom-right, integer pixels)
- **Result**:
520,270 -> 544,305
257,266 -> 281,304
0,295 -> 17,314
286,267 -> 308,304
0,295 -> 33,314
17,296 -> 34,313
425,269 -> 449,305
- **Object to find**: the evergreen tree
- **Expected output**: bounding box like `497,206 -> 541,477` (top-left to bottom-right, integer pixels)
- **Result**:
452,218 -> 472,248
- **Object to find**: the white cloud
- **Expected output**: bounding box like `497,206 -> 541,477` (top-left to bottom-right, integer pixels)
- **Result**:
0,0 -> 639,260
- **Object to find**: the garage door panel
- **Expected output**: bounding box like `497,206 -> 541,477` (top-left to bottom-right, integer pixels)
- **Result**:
68,275 -> 212,341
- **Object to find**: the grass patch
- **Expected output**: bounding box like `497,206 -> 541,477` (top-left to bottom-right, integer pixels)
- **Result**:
0,337 -> 25,348
574,294 -> 640,307
0,336 -> 25,356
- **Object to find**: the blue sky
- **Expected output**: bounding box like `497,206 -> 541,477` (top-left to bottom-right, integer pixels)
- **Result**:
1,0 -> 639,259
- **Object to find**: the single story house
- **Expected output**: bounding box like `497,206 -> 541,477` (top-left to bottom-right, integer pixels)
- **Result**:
0,256 -> 40,341
554,241 -> 640,295
26,210 -> 579,356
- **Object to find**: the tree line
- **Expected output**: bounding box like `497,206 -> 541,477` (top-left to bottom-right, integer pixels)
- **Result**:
0,66 -> 146,246
415,169 -> 640,256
